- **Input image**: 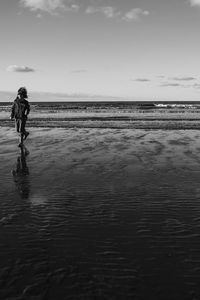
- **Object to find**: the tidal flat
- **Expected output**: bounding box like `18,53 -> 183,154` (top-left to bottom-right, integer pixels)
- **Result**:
1,127 -> 200,299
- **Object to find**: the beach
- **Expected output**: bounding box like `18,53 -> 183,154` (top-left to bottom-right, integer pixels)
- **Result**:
2,0 -> 200,297
1,126 -> 200,299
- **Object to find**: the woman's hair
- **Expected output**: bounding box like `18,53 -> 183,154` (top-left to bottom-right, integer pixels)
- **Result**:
18,87 -> 28,98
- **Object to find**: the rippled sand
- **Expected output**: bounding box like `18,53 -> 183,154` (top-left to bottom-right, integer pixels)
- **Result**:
1,127 -> 200,299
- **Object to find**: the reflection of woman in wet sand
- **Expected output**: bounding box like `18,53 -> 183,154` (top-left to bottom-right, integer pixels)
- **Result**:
12,146 -> 30,199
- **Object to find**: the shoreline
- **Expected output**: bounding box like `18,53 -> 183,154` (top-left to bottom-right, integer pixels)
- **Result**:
2,119 -> 200,129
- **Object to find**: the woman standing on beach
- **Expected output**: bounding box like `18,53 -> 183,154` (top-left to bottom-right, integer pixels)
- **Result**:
10,87 -> 30,147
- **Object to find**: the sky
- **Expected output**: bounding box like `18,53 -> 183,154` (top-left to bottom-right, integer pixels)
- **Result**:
1,0 -> 200,101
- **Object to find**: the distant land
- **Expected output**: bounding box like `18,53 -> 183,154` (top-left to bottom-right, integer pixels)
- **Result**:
0,91 -> 199,103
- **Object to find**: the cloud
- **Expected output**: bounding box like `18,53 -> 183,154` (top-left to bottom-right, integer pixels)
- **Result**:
160,83 -> 182,87
169,76 -> 196,81
6,65 -> 35,72
85,6 -> 120,18
68,4 -> 79,12
86,6 -> 149,21
189,0 -> 200,6
193,83 -> 200,89
160,82 -> 200,89
123,8 -> 149,22
20,0 -> 80,14
133,78 -> 150,82
20,1 -> 149,22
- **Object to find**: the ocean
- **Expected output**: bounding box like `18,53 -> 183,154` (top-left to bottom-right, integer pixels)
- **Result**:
1,100 -> 200,129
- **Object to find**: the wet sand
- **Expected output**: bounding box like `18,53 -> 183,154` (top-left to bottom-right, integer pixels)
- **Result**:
1,127 -> 200,299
